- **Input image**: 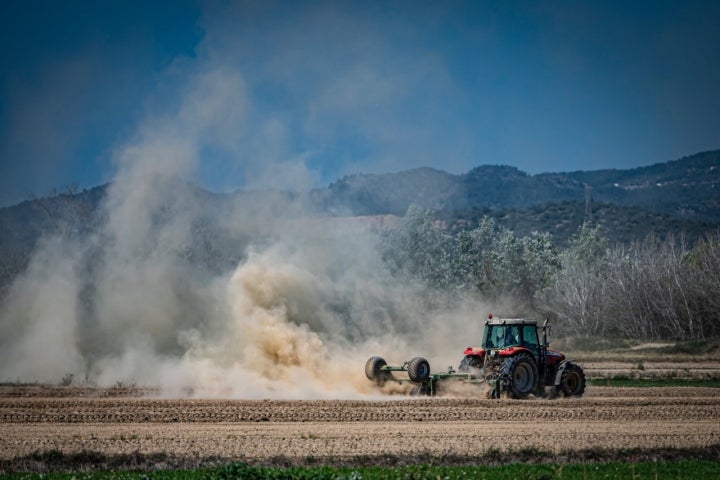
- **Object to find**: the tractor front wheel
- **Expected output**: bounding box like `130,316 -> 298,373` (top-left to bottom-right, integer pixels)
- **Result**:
500,353 -> 539,399
559,362 -> 586,397
458,355 -> 483,373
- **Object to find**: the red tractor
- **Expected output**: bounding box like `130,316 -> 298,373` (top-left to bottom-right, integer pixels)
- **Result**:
365,316 -> 586,398
458,316 -> 585,398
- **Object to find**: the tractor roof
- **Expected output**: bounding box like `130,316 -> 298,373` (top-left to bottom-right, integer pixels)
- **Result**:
484,318 -> 537,326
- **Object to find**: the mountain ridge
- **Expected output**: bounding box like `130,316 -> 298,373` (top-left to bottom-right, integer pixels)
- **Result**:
315,150 -> 719,221
1,149 -> 718,293
1,150 -> 718,249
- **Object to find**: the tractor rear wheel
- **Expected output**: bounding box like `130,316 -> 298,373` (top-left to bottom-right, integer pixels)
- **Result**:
559,362 -> 586,397
365,356 -> 390,385
500,353 -> 539,399
407,356 -> 431,382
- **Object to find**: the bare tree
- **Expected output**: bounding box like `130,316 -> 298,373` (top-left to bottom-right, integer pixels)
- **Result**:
539,223 -> 609,336
685,231 -> 720,338
597,233 -> 708,341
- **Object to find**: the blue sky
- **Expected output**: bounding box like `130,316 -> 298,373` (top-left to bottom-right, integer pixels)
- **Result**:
1,0 -> 719,206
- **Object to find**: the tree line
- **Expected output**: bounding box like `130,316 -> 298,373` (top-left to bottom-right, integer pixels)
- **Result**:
381,206 -> 720,340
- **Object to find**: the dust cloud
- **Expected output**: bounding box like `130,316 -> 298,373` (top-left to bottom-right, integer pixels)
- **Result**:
0,63 -> 490,399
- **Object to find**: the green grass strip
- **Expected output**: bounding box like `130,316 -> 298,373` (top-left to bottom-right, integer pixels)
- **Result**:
588,378 -> 720,388
3,460 -> 720,479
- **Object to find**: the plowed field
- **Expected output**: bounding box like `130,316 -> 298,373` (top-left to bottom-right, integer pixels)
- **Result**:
2,385 -> 720,469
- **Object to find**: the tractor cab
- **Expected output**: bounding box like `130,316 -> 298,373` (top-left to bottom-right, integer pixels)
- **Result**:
482,321 -> 540,358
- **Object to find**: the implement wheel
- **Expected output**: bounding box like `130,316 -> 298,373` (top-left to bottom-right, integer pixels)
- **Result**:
407,356 -> 431,382
365,356 -> 390,385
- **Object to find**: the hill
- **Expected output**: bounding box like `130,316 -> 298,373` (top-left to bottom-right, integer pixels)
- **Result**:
317,150 -> 720,223
1,150 -> 718,292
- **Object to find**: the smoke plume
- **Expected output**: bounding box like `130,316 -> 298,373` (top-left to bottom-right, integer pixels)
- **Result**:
0,57 -> 489,399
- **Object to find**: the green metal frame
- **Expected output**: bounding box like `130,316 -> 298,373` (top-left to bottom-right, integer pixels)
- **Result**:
379,363 -> 492,396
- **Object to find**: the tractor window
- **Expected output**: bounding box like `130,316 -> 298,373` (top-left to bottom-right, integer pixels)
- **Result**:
505,326 -> 520,346
485,325 -> 497,348
484,325 -> 521,348
523,325 -> 539,346
522,325 -> 540,359
484,325 -> 505,348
